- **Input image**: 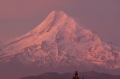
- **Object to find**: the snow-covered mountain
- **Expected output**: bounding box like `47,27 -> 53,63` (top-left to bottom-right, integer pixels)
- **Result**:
0,11 -> 120,79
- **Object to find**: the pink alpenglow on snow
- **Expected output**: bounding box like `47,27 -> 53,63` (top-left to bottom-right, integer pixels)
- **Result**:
0,11 -> 120,79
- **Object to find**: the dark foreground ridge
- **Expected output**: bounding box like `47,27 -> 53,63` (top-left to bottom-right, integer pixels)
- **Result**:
20,71 -> 120,79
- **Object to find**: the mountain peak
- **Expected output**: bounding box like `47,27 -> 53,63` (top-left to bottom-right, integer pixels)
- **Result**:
48,10 -> 68,17
33,10 -> 73,32
43,10 -> 69,23
50,10 -> 65,14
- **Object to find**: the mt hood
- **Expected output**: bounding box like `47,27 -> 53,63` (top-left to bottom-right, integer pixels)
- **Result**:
0,11 -> 120,79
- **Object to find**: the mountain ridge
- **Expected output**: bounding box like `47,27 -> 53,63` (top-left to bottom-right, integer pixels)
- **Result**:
20,71 -> 120,79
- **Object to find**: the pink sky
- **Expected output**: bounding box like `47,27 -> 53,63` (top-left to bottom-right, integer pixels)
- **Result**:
0,0 -> 120,44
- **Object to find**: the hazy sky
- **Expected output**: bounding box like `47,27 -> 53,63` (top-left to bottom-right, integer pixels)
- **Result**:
0,0 -> 120,45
